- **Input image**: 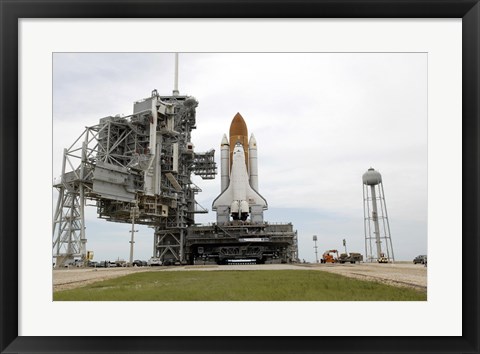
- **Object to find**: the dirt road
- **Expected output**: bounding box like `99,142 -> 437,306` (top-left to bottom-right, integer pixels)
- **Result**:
302,262 -> 427,290
53,267 -> 153,292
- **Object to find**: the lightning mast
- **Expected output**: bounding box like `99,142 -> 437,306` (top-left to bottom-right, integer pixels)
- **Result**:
173,53 -> 179,96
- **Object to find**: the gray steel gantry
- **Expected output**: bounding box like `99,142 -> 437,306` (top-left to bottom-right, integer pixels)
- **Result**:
52,90 -> 216,267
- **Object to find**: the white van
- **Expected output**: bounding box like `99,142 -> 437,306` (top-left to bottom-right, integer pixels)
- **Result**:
147,257 -> 162,266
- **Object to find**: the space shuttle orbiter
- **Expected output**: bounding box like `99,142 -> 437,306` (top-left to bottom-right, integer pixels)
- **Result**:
212,113 -> 267,223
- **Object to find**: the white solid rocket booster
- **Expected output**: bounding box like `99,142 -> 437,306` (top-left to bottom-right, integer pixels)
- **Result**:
220,134 -> 230,192
248,134 -> 259,191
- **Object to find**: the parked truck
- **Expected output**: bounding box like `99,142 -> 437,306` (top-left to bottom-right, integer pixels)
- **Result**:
338,252 -> 363,264
378,253 -> 389,263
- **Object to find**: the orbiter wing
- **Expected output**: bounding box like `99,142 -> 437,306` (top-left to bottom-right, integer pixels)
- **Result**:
212,182 -> 267,210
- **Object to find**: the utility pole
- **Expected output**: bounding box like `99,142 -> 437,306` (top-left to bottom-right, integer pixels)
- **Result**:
129,202 -> 139,265
313,235 -> 318,263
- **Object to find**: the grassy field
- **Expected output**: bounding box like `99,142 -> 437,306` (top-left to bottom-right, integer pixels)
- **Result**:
53,270 -> 426,301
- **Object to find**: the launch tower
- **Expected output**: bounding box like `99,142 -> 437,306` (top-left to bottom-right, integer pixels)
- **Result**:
52,85 -> 217,267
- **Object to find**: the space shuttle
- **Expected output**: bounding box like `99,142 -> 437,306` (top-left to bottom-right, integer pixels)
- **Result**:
212,113 -> 267,223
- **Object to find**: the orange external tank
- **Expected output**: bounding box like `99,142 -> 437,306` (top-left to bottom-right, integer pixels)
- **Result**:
229,112 -> 249,171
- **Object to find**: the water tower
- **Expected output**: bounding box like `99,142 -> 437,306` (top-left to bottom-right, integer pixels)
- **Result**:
362,167 -> 394,263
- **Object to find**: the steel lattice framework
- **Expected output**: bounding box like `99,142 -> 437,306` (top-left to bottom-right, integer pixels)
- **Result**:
53,90 -> 216,267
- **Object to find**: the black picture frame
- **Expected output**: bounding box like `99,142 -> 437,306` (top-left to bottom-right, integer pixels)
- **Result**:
1,1 -> 478,353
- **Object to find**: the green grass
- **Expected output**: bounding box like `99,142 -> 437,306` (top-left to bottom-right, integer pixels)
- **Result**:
53,270 -> 426,301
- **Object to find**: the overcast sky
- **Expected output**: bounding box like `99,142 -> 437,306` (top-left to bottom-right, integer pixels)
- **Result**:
53,52 -> 427,262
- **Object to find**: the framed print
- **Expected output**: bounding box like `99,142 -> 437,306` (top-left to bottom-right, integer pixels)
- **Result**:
1,0 -> 479,353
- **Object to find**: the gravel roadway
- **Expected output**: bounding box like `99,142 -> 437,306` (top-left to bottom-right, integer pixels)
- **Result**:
53,267 -> 153,292
53,262 -> 427,292
301,262 -> 427,290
